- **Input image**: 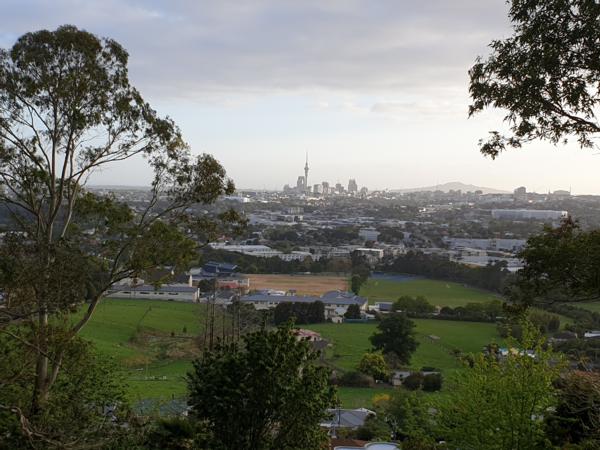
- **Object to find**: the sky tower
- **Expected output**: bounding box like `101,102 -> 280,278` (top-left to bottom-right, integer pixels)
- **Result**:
304,152 -> 309,190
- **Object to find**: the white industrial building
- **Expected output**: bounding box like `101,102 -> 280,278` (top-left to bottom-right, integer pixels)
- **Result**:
209,243 -> 314,261
491,209 -> 568,221
106,284 -> 199,302
445,237 -> 527,252
359,227 -> 380,242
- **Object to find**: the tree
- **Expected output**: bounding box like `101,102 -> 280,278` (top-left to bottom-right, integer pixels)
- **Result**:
187,325 -> 335,450
545,371 -> 600,447
439,322 -> 563,450
512,218 -> 600,305
376,389 -> 432,442
469,0 -> 600,158
0,25 -> 242,442
422,373 -> 443,392
344,303 -> 362,319
370,313 -> 419,365
350,274 -> 363,295
354,416 -> 391,441
0,334 -> 130,449
393,296 -> 435,315
357,352 -> 390,382
402,373 -> 424,391
272,301 -> 325,325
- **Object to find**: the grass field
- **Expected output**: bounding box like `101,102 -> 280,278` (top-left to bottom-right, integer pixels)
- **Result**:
78,280 -> 504,408
78,299 -> 205,402
360,278 -> 501,307
576,302 -> 600,313
306,319 -> 500,374
337,387 -> 394,409
248,273 -> 348,296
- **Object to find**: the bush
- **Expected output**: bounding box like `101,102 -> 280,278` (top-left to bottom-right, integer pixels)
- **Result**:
337,371 -> 375,388
422,373 -> 443,392
403,373 -> 424,390
354,416 -> 391,441
357,352 -> 390,382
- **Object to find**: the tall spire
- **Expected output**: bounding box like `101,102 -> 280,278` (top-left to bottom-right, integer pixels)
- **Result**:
304,152 -> 309,189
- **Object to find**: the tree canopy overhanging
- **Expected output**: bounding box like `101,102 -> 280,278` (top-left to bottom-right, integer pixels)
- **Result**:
469,0 -> 600,158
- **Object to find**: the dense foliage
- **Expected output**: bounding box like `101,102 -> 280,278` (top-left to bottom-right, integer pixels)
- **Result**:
272,301 -> 325,325
0,25 -> 241,446
370,313 -> 419,365
188,325 -> 335,450
385,251 -> 511,293
514,218 -> 600,305
439,323 -> 563,450
357,352 -> 390,382
469,0 -> 600,157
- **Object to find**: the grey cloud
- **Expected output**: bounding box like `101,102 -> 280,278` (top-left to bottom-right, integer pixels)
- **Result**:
0,0 -> 511,100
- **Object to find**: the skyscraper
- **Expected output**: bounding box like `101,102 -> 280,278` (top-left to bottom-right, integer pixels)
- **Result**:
348,178 -> 358,193
304,152 -> 309,191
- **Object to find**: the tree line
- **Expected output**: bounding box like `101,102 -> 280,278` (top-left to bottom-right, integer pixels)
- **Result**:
383,251 -> 512,293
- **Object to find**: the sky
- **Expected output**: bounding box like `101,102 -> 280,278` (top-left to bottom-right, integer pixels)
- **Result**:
1,0 -> 599,194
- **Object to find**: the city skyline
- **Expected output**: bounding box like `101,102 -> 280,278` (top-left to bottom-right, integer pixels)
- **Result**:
2,1 -> 599,194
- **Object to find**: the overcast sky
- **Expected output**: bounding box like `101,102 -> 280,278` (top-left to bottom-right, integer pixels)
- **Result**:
1,0 -> 599,194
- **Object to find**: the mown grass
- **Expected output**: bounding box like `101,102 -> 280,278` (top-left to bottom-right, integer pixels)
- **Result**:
360,278 -> 500,307
78,297 -> 502,407
306,319 -> 500,373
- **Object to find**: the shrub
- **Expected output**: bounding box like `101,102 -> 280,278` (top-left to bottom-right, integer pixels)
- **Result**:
338,371 -> 375,388
422,373 -> 443,392
403,373 -> 424,391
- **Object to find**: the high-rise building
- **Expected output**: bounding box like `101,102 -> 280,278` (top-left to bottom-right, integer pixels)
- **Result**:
322,181 -> 330,195
348,178 -> 358,193
335,183 -> 344,194
513,186 -> 527,202
296,176 -> 305,190
304,153 -> 309,190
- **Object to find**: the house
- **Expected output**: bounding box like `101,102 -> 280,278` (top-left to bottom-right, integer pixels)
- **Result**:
240,290 -> 367,320
584,331 -> 600,339
391,370 -> 411,387
294,329 -> 322,342
321,408 -> 375,430
106,284 -> 199,302
199,261 -> 238,276
332,442 -> 399,450
190,262 -> 250,293
372,302 -> 393,314
550,331 -> 578,343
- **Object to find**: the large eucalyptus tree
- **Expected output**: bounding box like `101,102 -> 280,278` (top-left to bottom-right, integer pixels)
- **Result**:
0,25 -> 240,442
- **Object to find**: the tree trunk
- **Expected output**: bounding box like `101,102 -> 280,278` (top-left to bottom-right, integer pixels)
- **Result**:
31,309 -> 49,415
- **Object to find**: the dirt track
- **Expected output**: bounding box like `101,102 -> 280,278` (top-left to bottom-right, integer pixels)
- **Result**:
247,274 -> 348,296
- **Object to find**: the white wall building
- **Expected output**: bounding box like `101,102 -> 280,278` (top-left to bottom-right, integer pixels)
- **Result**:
491,209 -> 568,221
359,228 -> 380,242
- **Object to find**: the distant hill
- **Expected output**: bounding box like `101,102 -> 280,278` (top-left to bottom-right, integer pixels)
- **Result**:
391,181 -> 509,195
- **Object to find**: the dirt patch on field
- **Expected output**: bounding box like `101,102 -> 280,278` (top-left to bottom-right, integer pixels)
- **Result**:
247,274 -> 348,296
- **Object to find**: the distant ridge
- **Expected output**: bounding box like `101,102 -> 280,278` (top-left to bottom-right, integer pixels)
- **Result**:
391,181 -> 509,195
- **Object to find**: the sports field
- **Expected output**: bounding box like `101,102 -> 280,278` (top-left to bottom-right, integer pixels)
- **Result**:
248,273 -> 348,296
360,278 -> 500,307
